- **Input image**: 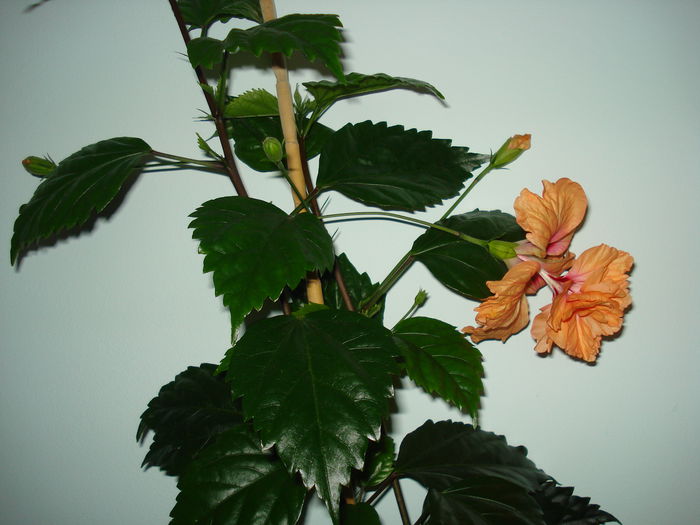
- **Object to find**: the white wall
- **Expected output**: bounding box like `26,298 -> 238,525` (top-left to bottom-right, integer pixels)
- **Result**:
1,1 -> 698,524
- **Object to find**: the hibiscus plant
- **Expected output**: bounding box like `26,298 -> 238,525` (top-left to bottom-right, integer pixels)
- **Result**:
11,1 -> 633,524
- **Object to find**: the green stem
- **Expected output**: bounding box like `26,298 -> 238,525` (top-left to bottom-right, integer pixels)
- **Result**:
320,211 -> 488,247
275,162 -> 312,214
151,150 -> 225,170
440,163 -> 494,220
361,252 -> 414,314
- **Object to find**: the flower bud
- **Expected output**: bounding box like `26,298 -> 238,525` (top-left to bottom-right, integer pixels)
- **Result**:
488,239 -> 518,260
414,289 -> 429,307
262,137 -> 284,163
21,155 -> 56,177
490,134 -> 531,169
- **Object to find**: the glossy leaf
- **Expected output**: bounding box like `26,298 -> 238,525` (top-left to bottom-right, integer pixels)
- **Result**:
222,309 -> 399,522
304,72 -> 444,116
363,434 -> 396,488
411,210 -> 524,299
396,420 -> 548,492
178,0 -> 262,28
322,253 -> 380,315
137,363 -> 242,477
227,116 -> 334,172
533,481 -> 621,525
393,317 -> 483,419
11,137 -> 151,264
224,88 -> 279,118
341,503 -> 382,525
224,14 -> 344,79
189,197 -> 334,328
170,427 -> 306,525
423,478 -> 545,525
316,121 -> 482,211
187,37 -> 224,69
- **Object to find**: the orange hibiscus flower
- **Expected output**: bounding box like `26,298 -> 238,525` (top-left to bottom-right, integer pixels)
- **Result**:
463,178 -> 633,362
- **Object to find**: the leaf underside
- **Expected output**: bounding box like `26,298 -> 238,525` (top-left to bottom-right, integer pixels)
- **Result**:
533,481 -> 621,525
316,121 -> 482,211
189,196 -> 335,328
411,210 -> 524,299
223,309 -> 399,522
178,0 -> 263,28
11,137 -> 151,264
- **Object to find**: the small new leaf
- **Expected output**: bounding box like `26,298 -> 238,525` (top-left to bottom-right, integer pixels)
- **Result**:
393,317 -> 484,419
11,137 -> 151,264
224,310 -> 399,522
189,197 -> 335,328
316,121 -> 482,211
304,72 -> 444,116
224,89 -> 280,118
411,210 -> 524,299
170,427 -> 306,525
137,363 -> 242,477
223,14 -> 345,79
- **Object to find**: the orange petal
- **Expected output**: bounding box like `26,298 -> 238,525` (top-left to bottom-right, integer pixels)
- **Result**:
514,178 -> 587,257
463,261 -> 540,343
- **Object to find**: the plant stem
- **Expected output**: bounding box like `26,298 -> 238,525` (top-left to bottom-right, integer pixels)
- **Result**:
440,163 -> 494,220
151,150 -> 225,170
167,0 -> 249,198
365,473 -> 396,505
392,479 -> 411,525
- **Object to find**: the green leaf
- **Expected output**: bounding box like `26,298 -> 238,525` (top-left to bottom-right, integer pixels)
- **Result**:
396,420 -> 548,492
411,210 -> 524,299
532,481 -> 621,525
170,427 -> 306,525
224,89 -> 279,118
363,434 -> 396,488
224,310 -> 399,522
393,317 -> 483,419
316,121 -> 483,211
304,72 -> 444,116
187,37 -> 225,69
137,363 -> 242,477
178,0 -> 262,28
196,132 -> 221,160
227,116 -> 333,172
189,197 -> 335,328
10,137 -> 151,264
223,14 -> 345,79
341,502 -> 383,525
322,253 -> 381,317
423,478 -> 545,525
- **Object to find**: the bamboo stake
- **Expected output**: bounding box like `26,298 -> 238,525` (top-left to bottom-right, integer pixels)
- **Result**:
260,0 -> 324,305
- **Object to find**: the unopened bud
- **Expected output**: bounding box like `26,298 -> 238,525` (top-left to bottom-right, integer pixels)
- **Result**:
488,239 -> 518,260
21,155 -> 56,177
414,289 -> 429,307
262,136 -> 284,163
490,134 -> 531,169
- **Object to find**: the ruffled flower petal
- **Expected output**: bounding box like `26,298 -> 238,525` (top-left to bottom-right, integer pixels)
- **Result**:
514,178 -> 587,257
463,261 -> 540,343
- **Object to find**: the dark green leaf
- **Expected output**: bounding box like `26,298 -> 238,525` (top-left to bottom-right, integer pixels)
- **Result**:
316,121 -> 482,211
224,14 -> 344,79
423,478 -> 545,525
322,253 -> 381,316
533,481 -> 621,525
137,364 -> 242,477
223,310 -> 399,522
178,0 -> 262,28
363,434 -> 396,488
187,37 -> 225,69
227,116 -> 333,172
189,197 -> 334,328
393,317 -> 483,419
304,72 -> 444,115
396,420 -> 548,492
170,427 -> 306,525
224,88 -> 280,118
11,137 -> 151,264
411,210 -> 524,299
341,502 -> 382,525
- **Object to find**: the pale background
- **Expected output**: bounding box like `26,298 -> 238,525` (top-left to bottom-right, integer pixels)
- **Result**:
1,1 -> 698,524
